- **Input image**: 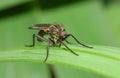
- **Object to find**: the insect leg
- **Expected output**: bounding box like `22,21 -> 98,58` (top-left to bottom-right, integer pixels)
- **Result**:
26,34 -> 36,47
59,40 -> 71,47
66,34 -> 93,48
36,35 -> 52,63
43,40 -> 50,63
36,35 -> 48,42
65,40 -> 72,44
59,43 -> 61,47
59,40 -> 79,56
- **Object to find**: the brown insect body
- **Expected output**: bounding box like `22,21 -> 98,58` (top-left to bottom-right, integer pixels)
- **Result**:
27,24 -> 93,63
29,24 -> 67,45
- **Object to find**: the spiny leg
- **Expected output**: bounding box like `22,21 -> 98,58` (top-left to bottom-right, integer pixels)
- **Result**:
26,34 -> 36,47
59,40 -> 79,56
66,34 -> 93,48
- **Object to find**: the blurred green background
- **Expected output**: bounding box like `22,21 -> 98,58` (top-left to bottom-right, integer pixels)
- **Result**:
0,0 -> 120,78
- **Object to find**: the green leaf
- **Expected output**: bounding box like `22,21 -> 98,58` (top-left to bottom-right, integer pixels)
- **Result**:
0,45 -> 120,78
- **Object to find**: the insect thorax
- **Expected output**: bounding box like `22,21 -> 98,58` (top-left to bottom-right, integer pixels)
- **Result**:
49,25 -> 60,44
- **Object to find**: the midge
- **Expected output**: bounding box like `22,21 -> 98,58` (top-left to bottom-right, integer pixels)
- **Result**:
26,24 -> 93,63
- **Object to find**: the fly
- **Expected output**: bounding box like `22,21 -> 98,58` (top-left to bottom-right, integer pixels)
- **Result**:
26,24 -> 93,63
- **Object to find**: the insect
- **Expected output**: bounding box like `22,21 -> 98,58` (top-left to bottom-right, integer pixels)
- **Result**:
26,24 -> 93,63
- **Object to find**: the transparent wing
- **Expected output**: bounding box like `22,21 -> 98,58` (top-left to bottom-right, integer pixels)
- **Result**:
29,24 -> 52,30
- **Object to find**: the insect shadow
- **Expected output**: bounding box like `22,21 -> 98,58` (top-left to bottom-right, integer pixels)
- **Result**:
26,24 -> 93,63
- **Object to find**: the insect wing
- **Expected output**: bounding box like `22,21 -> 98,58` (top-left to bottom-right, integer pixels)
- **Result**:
29,24 -> 52,30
